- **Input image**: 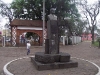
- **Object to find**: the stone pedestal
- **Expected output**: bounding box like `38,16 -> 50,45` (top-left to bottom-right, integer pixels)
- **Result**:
47,20 -> 59,54
31,52 -> 78,70
31,20 -> 78,70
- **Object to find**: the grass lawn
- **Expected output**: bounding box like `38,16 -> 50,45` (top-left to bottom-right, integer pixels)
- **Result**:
93,41 -> 99,47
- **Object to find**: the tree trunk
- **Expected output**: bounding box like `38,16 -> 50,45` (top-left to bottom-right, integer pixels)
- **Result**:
92,25 -> 95,44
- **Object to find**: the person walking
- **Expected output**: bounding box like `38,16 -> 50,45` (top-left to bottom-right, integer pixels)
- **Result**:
26,41 -> 31,55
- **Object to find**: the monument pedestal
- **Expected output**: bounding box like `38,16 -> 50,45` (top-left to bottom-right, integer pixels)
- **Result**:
31,19 -> 78,70
31,52 -> 78,70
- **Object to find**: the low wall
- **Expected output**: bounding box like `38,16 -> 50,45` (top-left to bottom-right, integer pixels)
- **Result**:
60,36 -> 82,45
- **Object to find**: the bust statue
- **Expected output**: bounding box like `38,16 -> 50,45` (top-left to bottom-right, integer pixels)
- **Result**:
48,8 -> 57,20
47,8 -> 58,54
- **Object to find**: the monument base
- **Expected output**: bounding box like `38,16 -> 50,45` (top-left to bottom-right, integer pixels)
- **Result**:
31,52 -> 78,70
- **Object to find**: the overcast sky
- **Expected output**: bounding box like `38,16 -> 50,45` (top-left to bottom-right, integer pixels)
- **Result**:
2,0 -> 13,3
2,0 -> 98,4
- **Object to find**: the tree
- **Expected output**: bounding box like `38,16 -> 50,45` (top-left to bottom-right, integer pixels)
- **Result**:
11,0 -> 80,21
74,20 -> 87,36
0,0 -> 13,24
11,0 -> 81,37
78,0 -> 100,43
65,18 -> 87,36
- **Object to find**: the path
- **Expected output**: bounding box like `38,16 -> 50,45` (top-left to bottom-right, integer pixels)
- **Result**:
0,41 -> 100,75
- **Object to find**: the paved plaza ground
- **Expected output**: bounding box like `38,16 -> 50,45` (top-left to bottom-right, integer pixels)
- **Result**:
0,41 -> 100,75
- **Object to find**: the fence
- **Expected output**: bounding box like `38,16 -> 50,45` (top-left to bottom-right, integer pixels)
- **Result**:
60,36 -> 82,45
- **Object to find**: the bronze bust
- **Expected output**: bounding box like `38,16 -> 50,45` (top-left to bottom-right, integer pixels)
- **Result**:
48,8 -> 57,20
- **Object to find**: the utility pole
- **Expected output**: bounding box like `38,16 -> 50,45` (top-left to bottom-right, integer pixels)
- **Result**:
43,0 -> 45,46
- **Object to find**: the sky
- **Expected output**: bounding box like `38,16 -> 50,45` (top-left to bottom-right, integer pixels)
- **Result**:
0,0 -> 99,29
2,0 -> 98,4
87,0 -> 98,4
2,0 -> 13,3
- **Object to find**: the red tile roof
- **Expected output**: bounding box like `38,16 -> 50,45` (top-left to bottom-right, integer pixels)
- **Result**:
10,19 -> 46,27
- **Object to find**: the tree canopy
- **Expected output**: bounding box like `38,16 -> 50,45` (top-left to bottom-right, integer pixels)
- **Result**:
0,0 -> 88,37
10,0 -> 83,36
11,0 -> 80,21
0,0 -> 13,23
78,0 -> 100,43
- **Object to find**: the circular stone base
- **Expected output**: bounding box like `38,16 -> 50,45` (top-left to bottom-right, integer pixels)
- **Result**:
6,57 -> 98,75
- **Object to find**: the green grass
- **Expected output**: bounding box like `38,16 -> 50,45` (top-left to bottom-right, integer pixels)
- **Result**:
92,41 -> 99,47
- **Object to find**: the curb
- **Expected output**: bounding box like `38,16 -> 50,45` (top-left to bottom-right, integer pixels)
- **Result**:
72,57 -> 100,75
3,56 -> 34,75
3,56 -> 100,75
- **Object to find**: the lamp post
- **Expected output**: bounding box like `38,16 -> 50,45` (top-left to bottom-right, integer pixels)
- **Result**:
43,0 -> 45,46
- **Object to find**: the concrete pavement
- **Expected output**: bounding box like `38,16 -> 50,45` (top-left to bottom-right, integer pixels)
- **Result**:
0,41 -> 100,75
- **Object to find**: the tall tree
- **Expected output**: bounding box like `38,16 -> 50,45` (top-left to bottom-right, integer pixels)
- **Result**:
74,20 -> 87,36
65,19 -> 87,36
11,0 -> 81,37
78,0 -> 100,43
11,0 -> 80,21
0,0 -> 13,24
